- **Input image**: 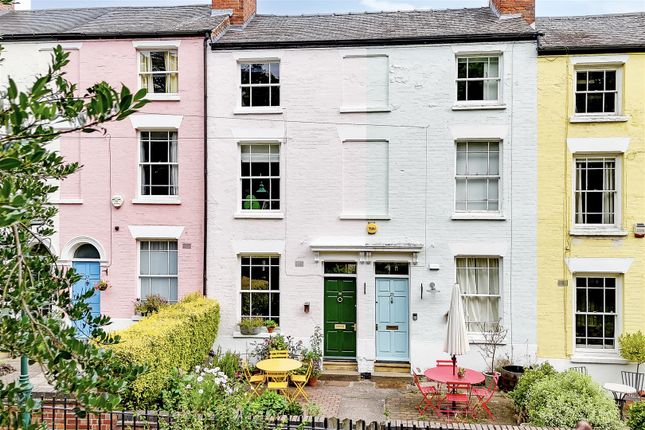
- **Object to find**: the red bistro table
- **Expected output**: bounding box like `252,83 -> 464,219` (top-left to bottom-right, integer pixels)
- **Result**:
424,366 -> 485,385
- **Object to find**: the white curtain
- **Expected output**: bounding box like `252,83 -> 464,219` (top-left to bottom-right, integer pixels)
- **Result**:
139,52 -> 152,92
169,133 -> 178,195
165,51 -> 178,93
457,258 -> 500,331
483,57 -> 499,101
575,161 -> 584,223
603,160 -> 615,224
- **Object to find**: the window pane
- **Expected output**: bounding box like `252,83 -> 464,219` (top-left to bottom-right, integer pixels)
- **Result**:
152,74 -> 167,94
576,71 -> 587,91
575,93 -> 586,113
489,147 -> 500,175
576,288 -> 586,312
467,143 -> 489,175
488,179 -> 499,201
271,86 -> 280,106
586,93 -> 603,113
457,58 -> 467,79
467,178 -> 487,202
270,264 -> 280,290
241,292 -> 251,315
605,288 -> 615,313
241,87 -> 250,107
604,92 -> 615,113
251,293 -> 269,316
270,293 -> 280,320
588,288 -> 603,312
251,86 -> 270,107
250,265 -> 270,290
605,71 -> 616,90
486,57 -> 499,78
150,52 -> 166,72
484,80 -> 498,101
150,251 -> 169,276
587,71 -> 604,91
240,64 -> 250,84
150,141 -> 169,163
455,179 -> 467,204
457,81 -> 466,101
467,59 -> 485,78
270,63 -> 280,83
251,64 -> 270,84
168,250 -> 178,275
467,80 -> 484,101
456,148 -> 467,175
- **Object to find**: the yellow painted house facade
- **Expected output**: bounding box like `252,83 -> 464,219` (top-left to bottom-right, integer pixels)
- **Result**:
536,14 -> 645,382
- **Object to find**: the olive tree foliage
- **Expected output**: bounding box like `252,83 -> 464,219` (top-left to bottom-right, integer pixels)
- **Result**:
619,331 -> 645,374
0,12 -> 148,428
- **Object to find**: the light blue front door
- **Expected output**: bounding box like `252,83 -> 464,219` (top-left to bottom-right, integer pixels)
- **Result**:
376,278 -> 409,361
72,261 -> 101,337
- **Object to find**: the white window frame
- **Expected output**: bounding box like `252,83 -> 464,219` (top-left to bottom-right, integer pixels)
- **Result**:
137,130 -> 179,200
571,155 -> 622,234
238,60 -> 281,110
239,255 -> 281,323
454,140 -> 502,214
137,49 -> 179,100
573,274 -> 621,354
236,141 -> 283,217
137,240 -> 179,303
455,256 -> 502,334
455,55 -> 502,106
573,66 -> 622,117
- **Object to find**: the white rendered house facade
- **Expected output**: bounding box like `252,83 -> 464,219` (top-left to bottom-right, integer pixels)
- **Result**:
206,5 -> 539,372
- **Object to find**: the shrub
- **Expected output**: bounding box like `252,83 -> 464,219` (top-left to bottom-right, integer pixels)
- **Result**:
243,391 -> 289,417
627,401 -> 645,430
108,294 -> 220,407
619,331 -> 645,374
134,294 -> 168,316
209,347 -> 241,380
524,371 -> 625,430
509,362 -> 557,413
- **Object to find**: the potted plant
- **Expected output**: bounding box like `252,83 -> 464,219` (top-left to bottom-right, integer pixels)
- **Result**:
619,331 -> 645,375
478,320 -> 508,386
95,280 -> 110,292
264,319 -> 278,333
306,325 -> 323,386
239,317 -> 264,335
133,294 -> 168,318
457,367 -> 466,378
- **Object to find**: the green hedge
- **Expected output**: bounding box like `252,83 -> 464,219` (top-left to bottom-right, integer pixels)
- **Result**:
108,294 -> 220,407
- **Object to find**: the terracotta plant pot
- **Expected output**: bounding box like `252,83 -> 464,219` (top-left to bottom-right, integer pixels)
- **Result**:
267,327 -> 275,333
307,376 -> 318,387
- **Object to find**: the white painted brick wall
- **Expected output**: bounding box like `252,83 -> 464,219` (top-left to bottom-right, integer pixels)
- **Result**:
207,41 -> 537,372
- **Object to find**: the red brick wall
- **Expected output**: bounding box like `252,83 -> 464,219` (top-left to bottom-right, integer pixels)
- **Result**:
211,0 -> 256,25
490,0 -> 535,24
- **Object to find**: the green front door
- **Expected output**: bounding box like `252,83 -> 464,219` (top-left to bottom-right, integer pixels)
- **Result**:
324,278 -> 357,358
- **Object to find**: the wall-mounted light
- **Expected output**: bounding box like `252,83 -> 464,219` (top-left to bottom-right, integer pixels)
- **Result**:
303,302 -> 310,313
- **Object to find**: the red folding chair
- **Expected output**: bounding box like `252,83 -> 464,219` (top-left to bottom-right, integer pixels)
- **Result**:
472,372 -> 500,419
436,359 -> 454,367
440,382 -> 472,419
412,368 -> 440,417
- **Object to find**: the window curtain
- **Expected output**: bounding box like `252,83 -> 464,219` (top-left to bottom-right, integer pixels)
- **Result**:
139,52 -> 152,92
169,133 -> 178,195
603,161 -> 615,224
457,258 -> 500,331
165,51 -> 179,93
575,162 -> 584,223
483,58 -> 499,101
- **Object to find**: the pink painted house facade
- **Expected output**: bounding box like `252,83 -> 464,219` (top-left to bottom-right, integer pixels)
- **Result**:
0,5 -> 228,330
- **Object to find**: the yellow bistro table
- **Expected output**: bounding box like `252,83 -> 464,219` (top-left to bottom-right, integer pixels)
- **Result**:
256,358 -> 302,381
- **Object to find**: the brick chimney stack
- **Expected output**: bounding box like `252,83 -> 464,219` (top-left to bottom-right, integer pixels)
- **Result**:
212,0 -> 256,25
0,2 -> 14,11
490,0 -> 535,25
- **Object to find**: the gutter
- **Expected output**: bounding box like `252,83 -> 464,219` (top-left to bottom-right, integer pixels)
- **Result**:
538,45 -> 645,55
202,31 -> 209,297
210,32 -> 538,50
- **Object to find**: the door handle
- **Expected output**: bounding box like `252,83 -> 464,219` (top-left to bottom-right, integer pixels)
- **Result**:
389,292 -> 394,304
353,324 -> 356,332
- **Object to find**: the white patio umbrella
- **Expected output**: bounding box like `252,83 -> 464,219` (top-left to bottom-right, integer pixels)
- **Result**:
444,283 -> 470,375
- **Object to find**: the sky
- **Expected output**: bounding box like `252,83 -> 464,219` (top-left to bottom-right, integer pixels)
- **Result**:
25,0 -> 645,16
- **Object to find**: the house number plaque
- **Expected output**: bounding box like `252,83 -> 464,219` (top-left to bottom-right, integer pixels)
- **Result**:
334,324 -> 346,330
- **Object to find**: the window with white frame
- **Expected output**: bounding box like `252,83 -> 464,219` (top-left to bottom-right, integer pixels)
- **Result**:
456,257 -> 501,332
139,240 -> 178,302
139,50 -> 178,94
139,131 -> 178,196
575,69 -> 619,114
455,141 -> 500,212
241,256 -> 280,323
240,144 -> 280,211
575,276 -> 617,350
574,157 -> 618,225
240,62 -> 280,107
457,56 -> 501,102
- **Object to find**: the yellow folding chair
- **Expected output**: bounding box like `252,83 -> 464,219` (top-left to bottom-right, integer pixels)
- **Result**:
290,361 -> 312,401
269,349 -> 289,359
243,360 -> 265,397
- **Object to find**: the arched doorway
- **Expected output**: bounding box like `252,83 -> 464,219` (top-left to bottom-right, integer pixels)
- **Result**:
72,243 -> 101,337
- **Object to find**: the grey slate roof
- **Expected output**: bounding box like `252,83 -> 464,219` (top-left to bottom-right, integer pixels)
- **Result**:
537,13 -> 645,53
0,4 -> 227,39
213,8 -> 537,48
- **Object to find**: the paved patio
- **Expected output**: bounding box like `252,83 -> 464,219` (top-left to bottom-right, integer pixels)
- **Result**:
303,379 -> 517,425
0,357 -> 55,393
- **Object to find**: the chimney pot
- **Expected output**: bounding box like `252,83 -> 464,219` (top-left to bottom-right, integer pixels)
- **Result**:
211,0 -> 256,25
490,0 -> 535,25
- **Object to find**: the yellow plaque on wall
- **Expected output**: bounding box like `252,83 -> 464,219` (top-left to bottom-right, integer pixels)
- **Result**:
367,222 -> 378,234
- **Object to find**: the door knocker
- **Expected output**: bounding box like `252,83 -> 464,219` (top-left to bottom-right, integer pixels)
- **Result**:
389,292 -> 394,304
337,296 -> 344,303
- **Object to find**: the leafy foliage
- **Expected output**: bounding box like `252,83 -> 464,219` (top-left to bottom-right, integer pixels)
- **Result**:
627,401 -> 645,430
0,44 -> 147,428
108,294 -> 220,407
619,331 -> 645,374
509,362 -> 557,414
249,334 -> 304,362
208,347 -> 242,380
524,371 -> 625,430
133,294 -> 168,316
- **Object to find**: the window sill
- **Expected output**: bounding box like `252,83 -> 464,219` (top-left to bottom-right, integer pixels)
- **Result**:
570,115 -> 630,123
131,315 -> 143,322
144,93 -> 180,102
132,197 -> 181,205
451,213 -> 506,221
468,333 -> 507,345
569,228 -> 628,237
234,212 -> 284,219
52,198 -> 83,205
571,353 -> 628,365
339,214 -> 391,220
234,107 -> 283,115
339,106 -> 392,113
232,330 -> 281,339
452,104 -> 506,111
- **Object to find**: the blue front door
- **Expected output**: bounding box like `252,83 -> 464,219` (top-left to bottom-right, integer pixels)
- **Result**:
376,278 -> 409,361
72,261 -> 101,337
